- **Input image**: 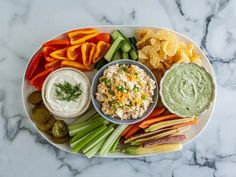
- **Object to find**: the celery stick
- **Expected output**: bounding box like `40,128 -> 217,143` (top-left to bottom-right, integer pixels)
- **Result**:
72,107 -> 97,124
70,132 -> 91,149
85,139 -> 105,158
82,125 -> 114,153
71,125 -> 107,152
110,137 -> 120,152
69,116 -> 102,133
70,118 -> 107,143
100,124 -> 128,156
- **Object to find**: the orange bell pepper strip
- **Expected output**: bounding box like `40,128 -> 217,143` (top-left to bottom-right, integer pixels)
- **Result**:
50,47 -> 68,60
61,60 -> 91,71
43,39 -> 70,47
30,67 -> 54,90
42,46 -> 57,62
67,28 -> 99,45
88,33 -> 111,44
67,44 -> 82,60
93,41 -> 110,63
45,60 -> 61,69
81,42 -> 96,66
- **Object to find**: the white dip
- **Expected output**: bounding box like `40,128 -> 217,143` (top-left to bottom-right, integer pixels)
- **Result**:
44,69 -> 90,117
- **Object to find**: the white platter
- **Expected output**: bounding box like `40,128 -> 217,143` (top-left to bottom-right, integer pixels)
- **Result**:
22,25 -> 217,158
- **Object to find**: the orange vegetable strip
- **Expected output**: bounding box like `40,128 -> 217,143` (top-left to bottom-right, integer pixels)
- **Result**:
61,60 -> 91,71
50,47 -> 68,60
139,114 -> 179,129
45,60 -> 61,69
122,107 -> 165,138
147,107 -> 165,119
121,124 -> 136,137
93,41 -> 110,63
81,43 -> 96,66
124,124 -> 141,139
68,29 -> 99,45
67,44 -> 81,60
43,39 -> 70,47
172,118 -> 199,129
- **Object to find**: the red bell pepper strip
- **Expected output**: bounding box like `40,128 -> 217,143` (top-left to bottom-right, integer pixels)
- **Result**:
50,47 -> 68,60
88,33 -> 111,44
67,28 -> 99,45
30,67 -> 54,90
43,39 -> 70,47
81,42 -> 96,67
67,44 -> 82,60
26,52 -> 45,80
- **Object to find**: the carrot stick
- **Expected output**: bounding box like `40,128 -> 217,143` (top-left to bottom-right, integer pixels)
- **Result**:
121,124 -> 136,137
139,114 -> 179,129
173,118 -> 199,129
122,107 -> 165,138
147,107 -> 165,119
124,124 -> 141,139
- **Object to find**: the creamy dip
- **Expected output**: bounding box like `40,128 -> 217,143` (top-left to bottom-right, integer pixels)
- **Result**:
160,63 -> 214,117
43,68 -> 90,117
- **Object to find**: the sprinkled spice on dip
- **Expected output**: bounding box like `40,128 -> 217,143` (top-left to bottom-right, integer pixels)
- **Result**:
160,63 -> 214,117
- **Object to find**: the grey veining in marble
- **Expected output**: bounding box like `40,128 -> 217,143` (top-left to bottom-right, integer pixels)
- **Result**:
1,0 -> 236,176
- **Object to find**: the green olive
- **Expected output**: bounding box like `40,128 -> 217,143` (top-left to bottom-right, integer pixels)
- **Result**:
36,116 -> 56,132
28,91 -> 42,105
52,120 -> 68,138
32,106 -> 51,124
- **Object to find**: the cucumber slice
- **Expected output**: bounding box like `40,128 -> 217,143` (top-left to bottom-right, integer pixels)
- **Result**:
121,52 -> 129,59
95,58 -> 108,70
129,49 -> 138,60
128,37 -> 137,50
112,50 -> 122,61
111,30 -> 131,52
100,124 -> 128,156
104,37 -> 124,62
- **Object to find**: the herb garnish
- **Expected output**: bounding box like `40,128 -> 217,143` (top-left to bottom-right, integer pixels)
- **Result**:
54,81 -> 82,102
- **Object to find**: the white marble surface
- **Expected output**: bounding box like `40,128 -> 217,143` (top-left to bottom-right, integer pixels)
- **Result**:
0,0 -> 236,176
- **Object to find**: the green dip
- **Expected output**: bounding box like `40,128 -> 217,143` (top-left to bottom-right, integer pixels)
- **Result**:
160,63 -> 214,117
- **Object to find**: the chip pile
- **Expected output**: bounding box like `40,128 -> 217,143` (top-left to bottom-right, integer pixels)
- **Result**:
136,29 -> 202,81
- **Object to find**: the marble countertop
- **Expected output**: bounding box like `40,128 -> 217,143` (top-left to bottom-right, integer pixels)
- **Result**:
1,0 -> 236,176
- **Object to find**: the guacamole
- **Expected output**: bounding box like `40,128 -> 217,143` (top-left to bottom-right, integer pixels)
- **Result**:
160,63 -> 214,117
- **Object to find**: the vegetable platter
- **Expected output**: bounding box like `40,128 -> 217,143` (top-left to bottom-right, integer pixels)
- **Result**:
22,25 -> 216,158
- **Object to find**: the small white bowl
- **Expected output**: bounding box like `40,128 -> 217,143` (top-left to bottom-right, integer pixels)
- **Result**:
41,67 -> 91,118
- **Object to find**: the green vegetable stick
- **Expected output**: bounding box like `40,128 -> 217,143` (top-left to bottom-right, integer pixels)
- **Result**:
82,125 -> 114,153
85,139 -> 105,158
72,107 -> 97,124
71,125 -> 107,152
69,115 -> 102,131
110,137 -> 120,152
100,124 -> 128,156
70,118 -> 107,142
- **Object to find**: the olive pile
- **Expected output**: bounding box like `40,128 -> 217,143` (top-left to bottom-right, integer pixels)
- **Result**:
28,91 -> 69,144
